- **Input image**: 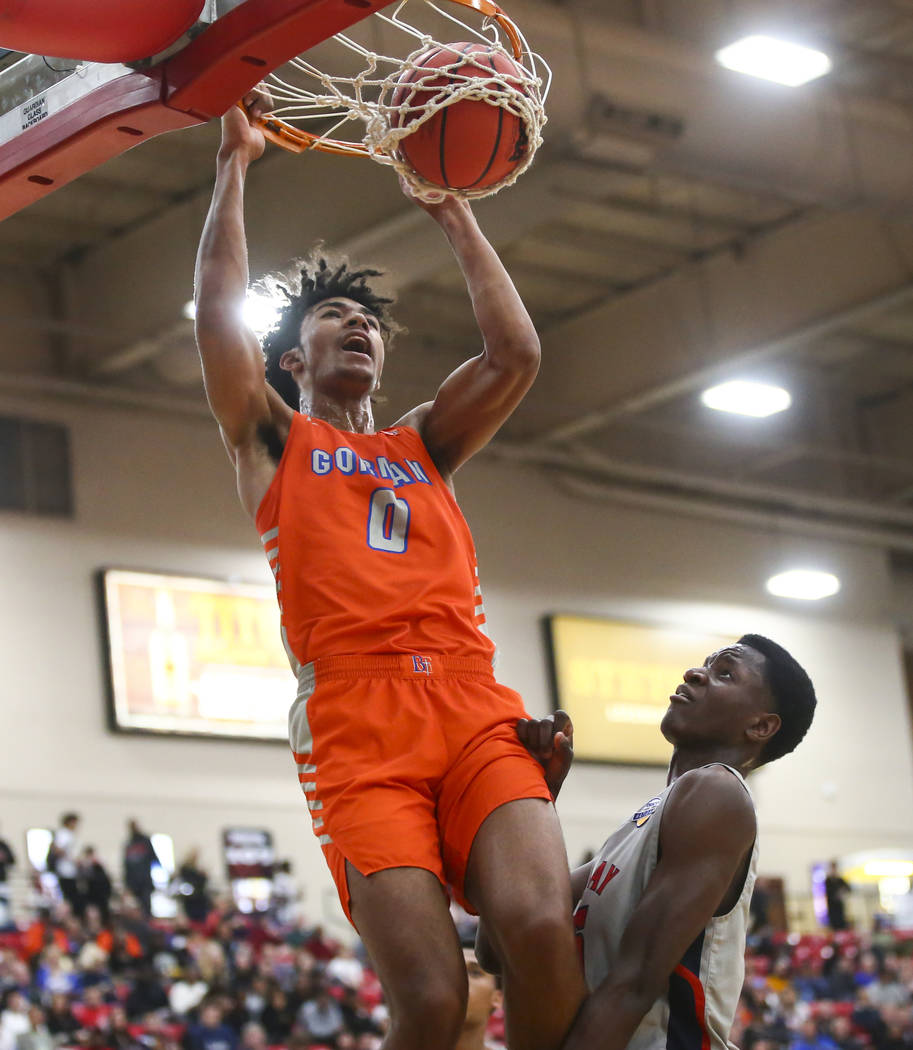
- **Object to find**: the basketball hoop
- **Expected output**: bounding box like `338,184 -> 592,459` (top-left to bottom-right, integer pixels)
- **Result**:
246,0 -> 550,201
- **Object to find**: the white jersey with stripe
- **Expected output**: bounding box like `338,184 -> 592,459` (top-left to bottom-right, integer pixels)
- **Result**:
573,764 -> 757,1050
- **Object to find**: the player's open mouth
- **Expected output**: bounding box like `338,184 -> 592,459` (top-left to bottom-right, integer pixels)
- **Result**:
669,687 -> 693,703
342,333 -> 372,356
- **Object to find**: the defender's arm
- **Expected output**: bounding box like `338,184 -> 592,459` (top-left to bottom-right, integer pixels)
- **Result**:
397,192 -> 539,477
564,766 -> 756,1050
195,100 -> 291,452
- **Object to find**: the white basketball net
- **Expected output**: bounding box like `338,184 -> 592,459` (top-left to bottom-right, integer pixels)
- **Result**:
259,0 -> 550,202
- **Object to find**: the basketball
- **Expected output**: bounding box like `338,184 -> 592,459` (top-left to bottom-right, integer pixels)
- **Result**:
390,42 -> 530,192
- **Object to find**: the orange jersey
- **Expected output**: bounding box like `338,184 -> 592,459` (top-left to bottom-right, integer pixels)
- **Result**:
254,413 -> 495,665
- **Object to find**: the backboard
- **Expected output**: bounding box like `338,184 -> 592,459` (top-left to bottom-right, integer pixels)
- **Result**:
0,0 -> 392,221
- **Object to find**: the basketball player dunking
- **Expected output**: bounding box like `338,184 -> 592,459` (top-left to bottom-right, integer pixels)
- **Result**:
500,635 -> 817,1050
193,98 -> 585,1050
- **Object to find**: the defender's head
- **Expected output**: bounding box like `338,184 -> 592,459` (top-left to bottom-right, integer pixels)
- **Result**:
261,255 -> 399,410
662,634 -> 816,768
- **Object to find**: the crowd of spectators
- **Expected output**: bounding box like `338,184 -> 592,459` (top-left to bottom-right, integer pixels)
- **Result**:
0,837 -> 505,1050
4,818 -> 910,1050
0,892 -> 400,1050
736,927 -> 913,1050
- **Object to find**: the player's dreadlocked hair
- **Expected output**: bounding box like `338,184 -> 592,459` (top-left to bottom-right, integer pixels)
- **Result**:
260,252 -> 400,411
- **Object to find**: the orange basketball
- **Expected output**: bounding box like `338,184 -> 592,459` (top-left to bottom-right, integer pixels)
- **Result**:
390,42 -> 530,192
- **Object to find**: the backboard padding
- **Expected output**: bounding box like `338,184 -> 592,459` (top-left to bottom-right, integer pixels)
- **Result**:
0,0 -> 392,220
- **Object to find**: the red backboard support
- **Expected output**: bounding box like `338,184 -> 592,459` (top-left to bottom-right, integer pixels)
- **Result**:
0,0 -> 393,221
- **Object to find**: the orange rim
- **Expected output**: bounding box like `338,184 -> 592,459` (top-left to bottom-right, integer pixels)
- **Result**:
245,0 -> 526,157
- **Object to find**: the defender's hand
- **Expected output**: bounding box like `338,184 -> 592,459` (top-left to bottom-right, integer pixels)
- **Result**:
220,89 -> 272,164
516,710 -> 574,799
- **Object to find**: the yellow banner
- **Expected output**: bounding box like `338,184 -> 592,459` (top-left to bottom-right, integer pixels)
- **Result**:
102,569 -> 292,740
548,615 -> 730,765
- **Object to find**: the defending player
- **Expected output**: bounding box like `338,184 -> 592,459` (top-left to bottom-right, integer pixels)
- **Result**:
193,97 -> 585,1050
499,634 -> 817,1050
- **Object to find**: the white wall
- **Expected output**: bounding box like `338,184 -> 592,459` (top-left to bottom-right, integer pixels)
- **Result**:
1,392 -> 912,934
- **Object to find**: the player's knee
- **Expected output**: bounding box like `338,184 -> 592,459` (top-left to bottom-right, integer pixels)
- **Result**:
493,908 -> 573,973
388,974 -> 467,1050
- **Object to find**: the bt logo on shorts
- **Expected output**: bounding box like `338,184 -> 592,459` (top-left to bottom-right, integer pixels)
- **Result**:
411,655 -> 433,675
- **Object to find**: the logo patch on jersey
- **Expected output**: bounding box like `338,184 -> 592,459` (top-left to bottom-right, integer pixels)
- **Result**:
631,795 -> 663,827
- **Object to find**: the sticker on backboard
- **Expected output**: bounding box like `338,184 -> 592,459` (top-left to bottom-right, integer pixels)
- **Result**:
21,96 -> 49,131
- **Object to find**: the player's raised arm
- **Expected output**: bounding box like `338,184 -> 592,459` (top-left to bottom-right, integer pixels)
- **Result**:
396,185 -> 540,478
194,97 -> 290,451
566,766 -> 757,1050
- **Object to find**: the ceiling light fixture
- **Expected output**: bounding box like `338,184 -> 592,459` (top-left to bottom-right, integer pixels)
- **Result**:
766,570 -> 841,601
242,291 -> 283,336
715,35 -> 832,87
701,380 -> 792,418
181,293 -> 283,336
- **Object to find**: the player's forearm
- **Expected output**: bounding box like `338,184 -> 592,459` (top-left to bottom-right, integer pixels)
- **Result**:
437,205 -> 540,372
195,151 -> 252,326
563,979 -> 658,1050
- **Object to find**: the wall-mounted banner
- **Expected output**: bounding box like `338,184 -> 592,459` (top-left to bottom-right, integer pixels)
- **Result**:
546,615 -> 729,766
100,568 -> 292,741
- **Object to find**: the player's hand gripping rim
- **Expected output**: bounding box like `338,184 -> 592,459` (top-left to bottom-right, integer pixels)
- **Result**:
516,710 -> 574,801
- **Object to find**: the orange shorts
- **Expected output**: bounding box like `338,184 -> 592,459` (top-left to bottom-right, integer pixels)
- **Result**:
288,653 -> 550,924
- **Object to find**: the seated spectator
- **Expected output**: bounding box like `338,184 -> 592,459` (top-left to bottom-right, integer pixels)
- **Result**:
184,1000 -> 237,1050
44,992 -> 80,1042
337,987 -> 380,1042
0,953 -> 29,1004
0,992 -> 31,1050
15,1005 -> 54,1050
823,957 -> 859,1002
298,983 -> 344,1048
303,927 -> 338,964
238,1023 -> 267,1050
878,1005 -> 913,1050
260,987 -> 295,1044
869,961 -> 911,1011
21,915 -> 67,963
325,949 -> 362,991
168,964 -> 208,1021
125,965 -> 169,1021
186,933 -> 225,987
103,1004 -> 145,1050
854,987 -> 890,1045
829,1015 -> 866,1050
855,953 -> 880,991
790,1018 -> 839,1050
135,1012 -> 185,1050
77,942 -> 113,993
238,977 -> 269,1027
71,984 -> 113,1031
33,946 -> 78,999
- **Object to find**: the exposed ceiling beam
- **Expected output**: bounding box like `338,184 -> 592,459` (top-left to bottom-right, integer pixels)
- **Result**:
489,437 -> 913,531
530,210 -> 913,445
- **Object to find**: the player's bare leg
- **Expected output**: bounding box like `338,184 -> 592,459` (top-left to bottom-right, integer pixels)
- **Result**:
464,798 -> 586,1050
347,863 -> 468,1050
